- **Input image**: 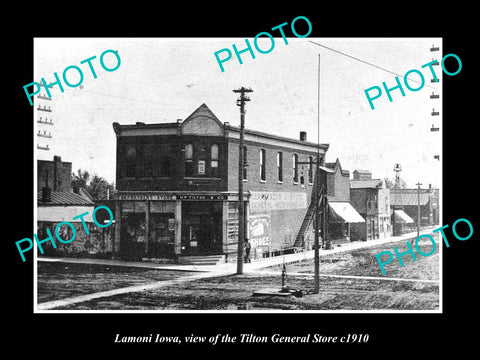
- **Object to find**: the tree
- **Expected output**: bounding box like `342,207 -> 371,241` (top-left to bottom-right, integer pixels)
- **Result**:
88,174 -> 115,200
72,169 -> 114,201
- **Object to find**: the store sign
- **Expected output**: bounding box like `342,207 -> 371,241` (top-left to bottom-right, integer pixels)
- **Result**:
178,194 -> 227,201
249,214 -> 271,249
249,191 -> 307,213
198,160 -> 206,175
116,193 -> 227,201
116,193 -> 176,201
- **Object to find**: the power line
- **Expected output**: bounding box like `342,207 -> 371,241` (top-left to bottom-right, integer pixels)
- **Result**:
308,40 -> 439,90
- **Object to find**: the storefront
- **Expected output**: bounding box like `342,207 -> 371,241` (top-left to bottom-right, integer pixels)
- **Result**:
327,201 -> 365,243
115,192 -> 231,260
180,196 -> 223,255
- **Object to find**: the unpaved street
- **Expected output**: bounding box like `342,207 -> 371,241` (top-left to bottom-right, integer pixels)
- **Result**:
37,236 -> 440,310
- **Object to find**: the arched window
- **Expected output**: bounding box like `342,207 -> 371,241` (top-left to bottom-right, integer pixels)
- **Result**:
260,149 -> 266,182
293,154 -> 299,183
277,152 -> 283,182
211,144 -> 219,177
184,143 -> 194,177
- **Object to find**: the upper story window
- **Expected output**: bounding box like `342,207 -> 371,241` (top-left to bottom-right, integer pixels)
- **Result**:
211,144 -> 218,167
308,156 -> 313,184
259,149 -> 266,182
211,144 -> 219,177
184,143 -> 194,177
293,154 -> 299,183
124,144 -> 136,177
277,152 -> 283,182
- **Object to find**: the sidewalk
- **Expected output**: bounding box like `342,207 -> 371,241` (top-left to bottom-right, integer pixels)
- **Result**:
38,228 -> 435,274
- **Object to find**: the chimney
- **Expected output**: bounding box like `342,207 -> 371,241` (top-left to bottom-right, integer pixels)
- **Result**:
42,170 -> 52,202
299,131 -> 307,141
53,155 -> 62,191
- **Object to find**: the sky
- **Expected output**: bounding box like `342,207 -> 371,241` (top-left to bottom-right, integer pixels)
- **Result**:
34,37 -> 442,189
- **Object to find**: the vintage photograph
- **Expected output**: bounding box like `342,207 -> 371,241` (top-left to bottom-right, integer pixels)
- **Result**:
33,37 -> 442,312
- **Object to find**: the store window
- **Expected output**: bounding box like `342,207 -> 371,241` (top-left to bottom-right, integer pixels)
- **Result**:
121,201 -> 147,243
149,202 -> 176,258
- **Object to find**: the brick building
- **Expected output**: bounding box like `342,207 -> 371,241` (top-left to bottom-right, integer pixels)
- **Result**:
321,159 -> 364,244
350,171 -> 392,241
112,103 -> 329,261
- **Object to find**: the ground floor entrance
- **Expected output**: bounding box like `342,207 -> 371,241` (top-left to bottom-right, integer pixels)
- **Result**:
181,201 -> 222,255
115,192 -> 230,260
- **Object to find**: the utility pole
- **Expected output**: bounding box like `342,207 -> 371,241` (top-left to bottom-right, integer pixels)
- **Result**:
416,182 -> 422,237
233,87 -> 253,275
314,54 -> 321,294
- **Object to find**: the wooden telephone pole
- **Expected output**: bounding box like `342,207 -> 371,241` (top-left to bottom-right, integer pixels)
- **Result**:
233,87 -> 253,275
416,182 -> 422,237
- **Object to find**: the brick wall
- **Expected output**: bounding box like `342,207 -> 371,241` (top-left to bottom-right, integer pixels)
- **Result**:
227,138 -> 321,195
327,168 -> 350,202
116,135 -> 228,192
350,188 -> 367,214
228,138 -> 323,252
37,157 -> 72,192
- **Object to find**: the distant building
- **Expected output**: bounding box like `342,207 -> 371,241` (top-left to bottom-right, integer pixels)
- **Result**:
37,155 -> 71,192
390,187 -> 439,231
37,156 -> 113,257
350,170 -> 392,241
112,103 -> 330,261
319,159 -> 364,245
352,169 -> 372,180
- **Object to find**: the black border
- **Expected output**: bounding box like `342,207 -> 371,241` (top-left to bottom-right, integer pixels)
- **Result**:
7,5 -> 477,356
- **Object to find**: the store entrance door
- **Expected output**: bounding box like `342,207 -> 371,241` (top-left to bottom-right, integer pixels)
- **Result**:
182,202 -> 222,255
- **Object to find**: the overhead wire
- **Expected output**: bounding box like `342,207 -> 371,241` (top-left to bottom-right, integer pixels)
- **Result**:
308,40 -> 440,91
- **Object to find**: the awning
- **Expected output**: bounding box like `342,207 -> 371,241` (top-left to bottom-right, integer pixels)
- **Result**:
328,202 -> 365,223
393,209 -> 414,223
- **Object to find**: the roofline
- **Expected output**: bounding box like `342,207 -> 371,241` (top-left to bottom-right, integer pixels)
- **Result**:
226,124 -> 329,150
112,121 -> 329,151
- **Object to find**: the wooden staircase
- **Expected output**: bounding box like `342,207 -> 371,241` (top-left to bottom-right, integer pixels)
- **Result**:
177,254 -> 226,266
294,197 -> 317,248
294,174 -> 324,249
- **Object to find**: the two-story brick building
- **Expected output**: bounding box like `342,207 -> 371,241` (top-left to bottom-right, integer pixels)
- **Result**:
112,103 -> 329,261
321,159 -> 364,245
350,171 -> 392,241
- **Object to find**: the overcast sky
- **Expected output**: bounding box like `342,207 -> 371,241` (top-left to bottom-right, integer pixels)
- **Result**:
34,37 -> 442,188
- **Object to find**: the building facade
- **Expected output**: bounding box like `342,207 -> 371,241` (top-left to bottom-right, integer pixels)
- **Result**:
321,159 -> 364,244
37,156 -> 113,257
390,187 -> 439,232
112,104 -> 329,261
350,171 -> 392,241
